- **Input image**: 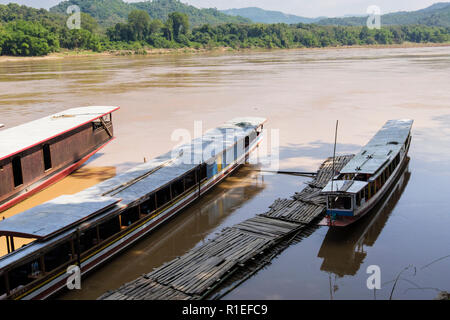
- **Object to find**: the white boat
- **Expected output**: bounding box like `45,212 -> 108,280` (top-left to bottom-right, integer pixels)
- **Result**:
319,119 -> 413,227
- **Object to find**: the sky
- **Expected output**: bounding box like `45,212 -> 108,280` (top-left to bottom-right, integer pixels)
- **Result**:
0,0 -> 444,18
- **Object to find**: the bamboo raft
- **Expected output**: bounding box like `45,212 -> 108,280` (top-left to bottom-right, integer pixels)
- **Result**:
99,155 -> 354,300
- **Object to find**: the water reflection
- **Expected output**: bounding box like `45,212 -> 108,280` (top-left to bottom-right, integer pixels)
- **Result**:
318,159 -> 412,279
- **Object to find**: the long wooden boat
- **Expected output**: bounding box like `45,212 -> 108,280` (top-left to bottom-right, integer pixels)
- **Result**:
0,107 -> 119,213
319,119 -> 413,227
0,117 -> 266,300
318,158 -> 411,277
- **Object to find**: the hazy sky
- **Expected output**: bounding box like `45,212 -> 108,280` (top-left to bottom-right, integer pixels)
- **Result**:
0,0 -> 443,17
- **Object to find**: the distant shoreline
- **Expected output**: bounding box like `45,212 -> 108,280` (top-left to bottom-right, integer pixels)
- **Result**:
1,42 -> 449,62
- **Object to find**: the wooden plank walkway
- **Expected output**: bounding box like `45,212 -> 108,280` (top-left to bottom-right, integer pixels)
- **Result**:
99,155 -> 354,300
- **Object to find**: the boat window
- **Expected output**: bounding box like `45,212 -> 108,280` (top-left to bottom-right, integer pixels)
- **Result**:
44,241 -> 72,272
364,186 -> 369,200
12,156 -> 23,187
356,192 -> 361,206
121,207 -> 140,227
328,196 -> 352,210
140,194 -> 156,214
206,163 -> 217,179
92,119 -> 103,131
245,136 -> 249,149
184,171 -> 196,190
103,114 -> 111,123
43,144 -> 52,171
8,258 -> 41,292
156,186 -> 171,208
171,178 -> 185,199
99,216 -> 121,240
222,150 -> 227,169
200,164 -> 207,181
79,228 -> 98,253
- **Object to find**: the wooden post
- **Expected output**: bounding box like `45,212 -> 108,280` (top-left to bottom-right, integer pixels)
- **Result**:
10,237 -> 14,252
70,239 -> 75,262
40,255 -> 46,274
96,225 -> 101,244
6,236 -> 10,254
75,229 -> 81,267
100,117 -> 113,137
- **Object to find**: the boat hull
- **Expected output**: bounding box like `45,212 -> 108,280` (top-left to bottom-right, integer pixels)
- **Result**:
0,139 -> 114,214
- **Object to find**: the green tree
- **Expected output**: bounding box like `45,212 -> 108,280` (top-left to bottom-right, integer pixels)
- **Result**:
81,13 -> 100,34
165,12 -> 189,41
128,9 -> 151,41
148,19 -> 163,35
1,20 -> 59,56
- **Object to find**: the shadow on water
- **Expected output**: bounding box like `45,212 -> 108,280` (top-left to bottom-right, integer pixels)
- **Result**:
317,158 -> 412,279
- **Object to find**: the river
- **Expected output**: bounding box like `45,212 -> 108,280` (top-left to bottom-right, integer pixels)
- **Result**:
0,46 -> 449,300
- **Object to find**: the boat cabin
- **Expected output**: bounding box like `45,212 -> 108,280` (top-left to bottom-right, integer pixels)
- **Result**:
0,106 -> 119,213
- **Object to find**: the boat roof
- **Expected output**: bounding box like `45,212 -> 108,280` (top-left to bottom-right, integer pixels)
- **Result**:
0,205 -> 120,270
340,120 -> 413,176
0,195 -> 119,240
322,180 -> 368,194
0,106 -> 119,162
0,117 -> 266,269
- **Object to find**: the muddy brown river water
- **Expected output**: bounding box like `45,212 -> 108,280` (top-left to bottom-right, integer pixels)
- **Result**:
0,46 -> 449,300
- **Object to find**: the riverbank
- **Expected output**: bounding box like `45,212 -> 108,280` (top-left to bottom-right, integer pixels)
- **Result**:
1,42 -> 450,62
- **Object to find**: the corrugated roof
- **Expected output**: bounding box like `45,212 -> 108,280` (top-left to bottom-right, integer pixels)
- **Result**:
0,106 -> 119,162
322,180 -> 368,194
340,119 -> 413,175
0,195 -> 119,240
77,117 -> 266,206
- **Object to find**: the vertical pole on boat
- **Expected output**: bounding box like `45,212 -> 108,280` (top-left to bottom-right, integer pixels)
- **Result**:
331,120 -> 339,195
330,120 -> 339,224
75,229 -> 81,268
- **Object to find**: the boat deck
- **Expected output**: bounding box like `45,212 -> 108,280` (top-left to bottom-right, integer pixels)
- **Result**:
98,155 -> 354,300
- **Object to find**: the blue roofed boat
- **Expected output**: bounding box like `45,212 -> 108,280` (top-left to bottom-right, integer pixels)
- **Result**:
319,119 -> 413,227
0,117 -> 266,300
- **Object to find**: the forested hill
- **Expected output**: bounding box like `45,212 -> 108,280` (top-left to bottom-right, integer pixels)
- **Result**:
318,2 -> 450,27
221,7 -> 322,24
50,0 -> 251,27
